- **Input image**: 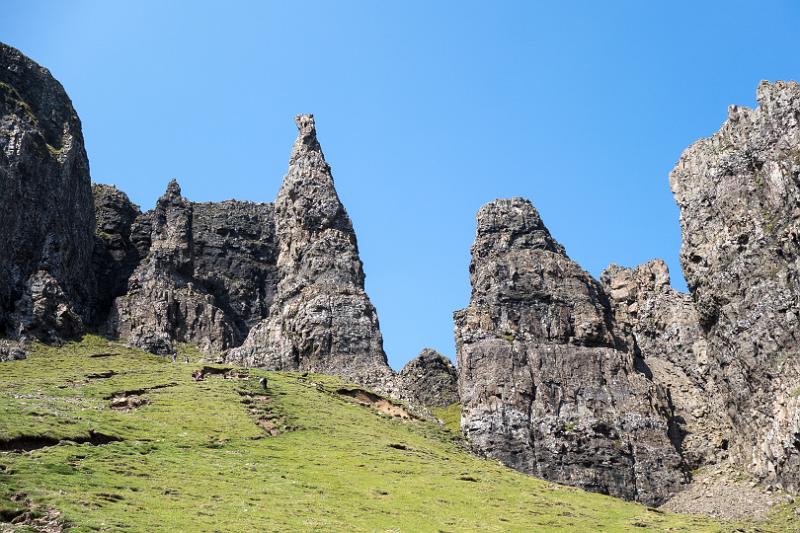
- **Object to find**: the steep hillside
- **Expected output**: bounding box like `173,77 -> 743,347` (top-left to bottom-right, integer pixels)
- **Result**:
0,337 -> 762,533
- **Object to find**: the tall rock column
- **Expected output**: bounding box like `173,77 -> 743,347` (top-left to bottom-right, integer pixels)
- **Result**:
671,81 -> 800,491
0,43 -> 94,345
228,115 -> 394,389
455,198 -> 684,505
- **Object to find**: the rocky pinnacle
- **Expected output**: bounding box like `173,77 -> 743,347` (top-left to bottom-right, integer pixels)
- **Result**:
227,115 -> 395,390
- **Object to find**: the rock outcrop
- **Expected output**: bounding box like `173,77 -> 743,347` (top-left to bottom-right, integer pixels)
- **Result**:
96,181 -> 279,355
455,198 -> 685,505
0,43 -> 94,345
92,184 -> 142,324
601,261 -> 727,469
228,115 -> 394,390
190,200 -> 278,339
398,349 -> 459,408
671,80 -> 800,492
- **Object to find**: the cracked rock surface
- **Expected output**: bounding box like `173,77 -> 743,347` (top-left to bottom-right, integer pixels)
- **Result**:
0,42 -> 94,346
455,198 -> 685,505
227,115 -> 395,391
398,348 -> 459,408
670,80 -> 800,492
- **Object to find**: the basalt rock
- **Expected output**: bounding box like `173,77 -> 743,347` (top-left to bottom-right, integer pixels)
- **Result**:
227,115 -> 395,391
92,184 -> 142,324
455,198 -> 685,505
398,349 -> 459,408
107,180 -> 239,354
190,200 -> 278,338
0,43 -> 94,341
601,260 -> 728,469
671,80 -> 800,492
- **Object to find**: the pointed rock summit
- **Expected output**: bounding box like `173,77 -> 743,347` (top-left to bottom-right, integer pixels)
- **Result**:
228,115 -> 394,389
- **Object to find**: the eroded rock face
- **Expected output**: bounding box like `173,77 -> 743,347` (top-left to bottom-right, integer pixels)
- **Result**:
107,180 -> 239,354
601,260 -> 728,469
0,43 -> 94,342
102,180 -> 279,356
228,115 -> 394,389
670,81 -> 800,491
398,349 -> 459,408
92,184 -> 142,324
191,200 -> 278,338
226,116 -> 393,386
455,198 -> 685,505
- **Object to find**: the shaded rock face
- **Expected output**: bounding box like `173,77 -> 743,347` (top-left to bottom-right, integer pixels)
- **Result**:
91,184 -> 142,324
455,198 -> 685,505
398,349 -> 459,408
106,181 -> 278,355
228,115 -> 394,389
0,43 -> 94,343
601,261 -> 728,469
671,81 -> 800,491
190,200 -> 278,338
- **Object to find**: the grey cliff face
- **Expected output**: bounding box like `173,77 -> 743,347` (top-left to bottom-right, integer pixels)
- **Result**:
107,180 -> 239,354
190,200 -> 278,338
398,349 -> 459,408
455,198 -> 685,505
107,180 -> 275,354
601,261 -> 728,469
0,43 -> 94,343
228,115 -> 394,389
670,81 -> 800,491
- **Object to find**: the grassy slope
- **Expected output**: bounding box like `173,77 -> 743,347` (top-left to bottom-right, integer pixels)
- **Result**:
0,337 -> 789,532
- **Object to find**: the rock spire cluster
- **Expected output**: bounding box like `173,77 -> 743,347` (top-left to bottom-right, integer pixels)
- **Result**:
2,41 -> 799,509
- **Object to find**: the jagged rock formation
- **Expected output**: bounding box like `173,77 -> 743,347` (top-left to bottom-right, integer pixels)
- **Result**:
106,180 -> 234,354
7,37 -> 798,512
671,80 -> 800,492
398,349 -> 459,408
107,180 -> 274,354
228,115 -> 395,390
601,261 -> 728,469
0,43 -> 94,345
455,198 -> 685,505
92,184 -> 143,324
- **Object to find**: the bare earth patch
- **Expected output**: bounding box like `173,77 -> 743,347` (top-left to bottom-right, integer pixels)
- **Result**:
336,388 -> 413,419
109,393 -> 148,411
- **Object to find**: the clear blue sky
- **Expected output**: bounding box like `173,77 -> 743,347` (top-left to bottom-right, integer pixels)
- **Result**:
3,2 -> 799,369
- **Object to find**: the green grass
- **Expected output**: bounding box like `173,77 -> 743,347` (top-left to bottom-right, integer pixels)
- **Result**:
430,403 -> 461,435
0,336 -> 788,532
